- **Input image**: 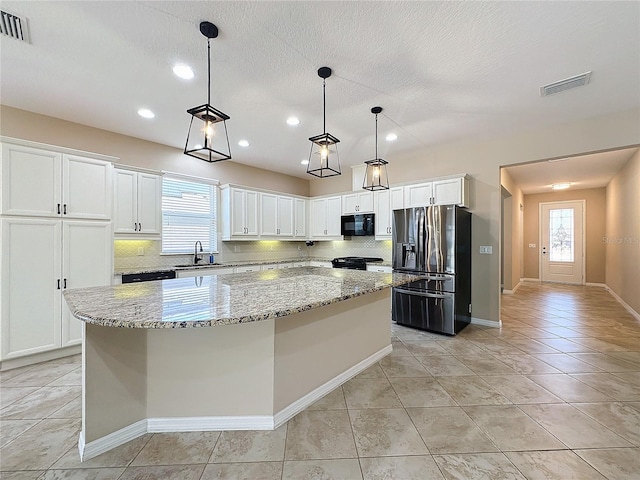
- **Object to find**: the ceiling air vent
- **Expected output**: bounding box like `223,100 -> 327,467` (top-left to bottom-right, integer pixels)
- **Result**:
0,10 -> 30,43
540,72 -> 591,97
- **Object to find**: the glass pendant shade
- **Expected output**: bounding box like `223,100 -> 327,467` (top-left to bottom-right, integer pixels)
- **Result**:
184,21 -> 232,163
307,67 -> 341,178
363,106 -> 390,190
363,158 -> 389,191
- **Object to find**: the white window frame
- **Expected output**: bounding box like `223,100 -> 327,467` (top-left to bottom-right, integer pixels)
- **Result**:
161,174 -> 219,254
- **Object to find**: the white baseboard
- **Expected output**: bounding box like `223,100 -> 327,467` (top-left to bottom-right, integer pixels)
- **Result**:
79,419 -> 147,461
273,344 -> 392,428
0,345 -> 81,372
502,282 -> 521,295
471,317 -> 502,328
605,285 -> 640,322
79,344 -> 393,462
586,282 -> 607,288
521,278 -> 540,283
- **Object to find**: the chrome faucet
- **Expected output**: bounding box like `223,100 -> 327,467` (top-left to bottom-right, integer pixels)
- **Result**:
194,241 -> 203,264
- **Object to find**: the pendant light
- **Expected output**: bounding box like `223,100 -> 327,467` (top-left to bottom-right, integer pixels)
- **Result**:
307,67 -> 341,178
363,106 -> 390,191
184,21 -> 232,162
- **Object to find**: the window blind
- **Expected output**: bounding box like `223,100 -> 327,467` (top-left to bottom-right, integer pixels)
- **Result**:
162,177 -> 218,254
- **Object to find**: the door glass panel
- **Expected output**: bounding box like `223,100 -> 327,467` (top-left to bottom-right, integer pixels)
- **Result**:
549,208 -> 574,262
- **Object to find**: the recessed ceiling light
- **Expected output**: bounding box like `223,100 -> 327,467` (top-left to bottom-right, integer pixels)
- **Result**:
238,140 -> 250,147
300,159 -> 309,165
172,64 -> 194,80
137,108 -> 155,119
385,133 -> 398,142
287,116 -> 300,126
552,183 -> 571,190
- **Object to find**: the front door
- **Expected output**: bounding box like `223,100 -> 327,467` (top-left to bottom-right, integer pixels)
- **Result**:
540,201 -> 584,284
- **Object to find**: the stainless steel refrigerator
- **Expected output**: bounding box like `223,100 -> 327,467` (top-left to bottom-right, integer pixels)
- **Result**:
392,205 -> 471,335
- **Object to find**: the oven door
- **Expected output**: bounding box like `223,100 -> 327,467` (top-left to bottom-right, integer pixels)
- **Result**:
392,287 -> 455,335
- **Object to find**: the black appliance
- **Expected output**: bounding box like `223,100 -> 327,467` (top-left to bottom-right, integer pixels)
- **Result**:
122,270 -> 176,283
392,205 -> 471,335
340,214 -> 375,236
331,256 -> 384,270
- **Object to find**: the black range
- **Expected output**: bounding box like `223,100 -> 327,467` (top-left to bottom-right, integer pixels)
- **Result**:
331,256 -> 384,271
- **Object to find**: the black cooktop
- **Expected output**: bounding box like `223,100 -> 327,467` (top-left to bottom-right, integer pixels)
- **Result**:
331,257 -> 384,270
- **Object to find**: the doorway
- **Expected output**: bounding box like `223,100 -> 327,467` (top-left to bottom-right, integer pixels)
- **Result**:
539,200 -> 585,284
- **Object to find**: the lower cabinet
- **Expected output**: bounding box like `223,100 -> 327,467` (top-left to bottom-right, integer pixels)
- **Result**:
177,267 -> 234,278
1,218 -> 112,360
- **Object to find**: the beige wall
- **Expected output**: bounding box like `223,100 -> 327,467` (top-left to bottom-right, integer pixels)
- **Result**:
500,169 -> 524,290
606,150 -> 640,314
310,108 -> 640,322
0,106 -> 309,197
522,188 -> 607,283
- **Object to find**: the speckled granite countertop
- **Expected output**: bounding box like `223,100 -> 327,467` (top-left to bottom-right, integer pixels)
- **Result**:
65,267 -> 416,329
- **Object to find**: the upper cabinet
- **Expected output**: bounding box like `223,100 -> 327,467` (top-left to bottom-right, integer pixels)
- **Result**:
259,192 -> 294,237
374,187 -> 404,239
403,176 -> 469,208
113,168 -> 162,236
310,196 -> 342,239
1,142 -> 113,220
221,186 -> 259,240
342,191 -> 374,214
294,197 -> 307,238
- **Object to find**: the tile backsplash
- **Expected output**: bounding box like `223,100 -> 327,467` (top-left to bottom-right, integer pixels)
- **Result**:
114,237 -> 393,270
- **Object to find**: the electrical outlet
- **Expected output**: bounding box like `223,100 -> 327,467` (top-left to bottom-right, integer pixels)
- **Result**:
137,247 -> 144,256
234,246 -> 239,253
479,246 -> 493,254
529,243 -> 536,248
297,245 -> 302,251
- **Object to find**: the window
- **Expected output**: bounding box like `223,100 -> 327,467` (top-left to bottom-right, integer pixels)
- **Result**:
162,176 -> 218,254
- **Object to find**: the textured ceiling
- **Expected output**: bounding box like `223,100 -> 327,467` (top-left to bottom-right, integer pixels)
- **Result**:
1,1 -> 639,182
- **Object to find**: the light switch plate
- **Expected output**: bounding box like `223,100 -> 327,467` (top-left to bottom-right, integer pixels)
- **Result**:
479,246 -> 493,254
137,247 -> 144,256
529,243 -> 536,248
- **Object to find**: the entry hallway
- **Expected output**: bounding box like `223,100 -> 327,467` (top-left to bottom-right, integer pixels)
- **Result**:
1,283 -> 639,479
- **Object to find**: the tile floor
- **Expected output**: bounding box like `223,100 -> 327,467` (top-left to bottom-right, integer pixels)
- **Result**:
1,282 -> 639,479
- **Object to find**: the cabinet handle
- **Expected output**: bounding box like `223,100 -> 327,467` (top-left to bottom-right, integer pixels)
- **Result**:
138,222 -> 141,231
57,279 -> 61,290
63,278 -> 67,289
63,204 -> 67,215
57,204 -> 61,215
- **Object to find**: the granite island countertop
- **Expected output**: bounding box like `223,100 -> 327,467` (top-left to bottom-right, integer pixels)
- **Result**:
65,267 -> 416,329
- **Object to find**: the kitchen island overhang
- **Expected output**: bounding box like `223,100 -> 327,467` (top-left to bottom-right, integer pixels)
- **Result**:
64,267 -> 416,461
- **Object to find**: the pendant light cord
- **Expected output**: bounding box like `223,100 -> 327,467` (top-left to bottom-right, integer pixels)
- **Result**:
375,113 -> 378,159
322,79 -> 326,134
207,38 -> 211,106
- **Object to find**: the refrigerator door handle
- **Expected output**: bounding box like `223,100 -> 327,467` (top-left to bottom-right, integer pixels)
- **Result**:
394,288 -> 449,299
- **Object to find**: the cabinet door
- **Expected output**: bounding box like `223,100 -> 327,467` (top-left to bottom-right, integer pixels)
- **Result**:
137,173 -> 162,235
358,191 -> 374,213
114,169 -> 137,233
374,190 -> 391,237
1,218 -> 62,360
1,143 -> 61,217
277,196 -> 294,236
63,154 -> 112,220
342,193 -> 358,214
294,198 -> 306,237
390,187 -> 404,210
404,182 -> 433,208
310,198 -> 326,237
61,221 -> 112,346
230,188 -> 246,236
235,265 -> 259,273
245,190 -> 259,236
433,178 -> 463,206
259,193 -> 278,236
326,196 -> 342,236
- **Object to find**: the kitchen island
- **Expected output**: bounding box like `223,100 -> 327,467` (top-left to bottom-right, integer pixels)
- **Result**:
64,267 -> 415,460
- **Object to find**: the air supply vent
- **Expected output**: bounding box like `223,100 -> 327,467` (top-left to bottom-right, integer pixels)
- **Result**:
540,72 -> 591,97
1,10 -> 30,43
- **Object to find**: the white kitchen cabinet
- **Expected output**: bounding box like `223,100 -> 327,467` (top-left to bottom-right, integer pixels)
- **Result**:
221,186 -> 259,240
294,198 -> 307,238
261,263 -> 279,271
259,193 -> 294,237
234,265 -> 260,273
1,142 -> 113,220
366,264 -> 392,273
113,169 -> 162,236
177,267 -> 234,278
342,191 -> 374,214
308,261 -> 333,268
403,176 -> 469,208
1,218 -> 112,360
277,262 -> 294,269
310,196 -> 342,239
292,261 -> 308,267
374,187 -> 404,239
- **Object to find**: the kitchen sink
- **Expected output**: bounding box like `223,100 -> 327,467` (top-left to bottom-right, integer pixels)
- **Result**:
174,263 -> 223,268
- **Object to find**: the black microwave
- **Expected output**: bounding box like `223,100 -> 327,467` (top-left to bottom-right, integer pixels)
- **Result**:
341,214 -> 375,236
